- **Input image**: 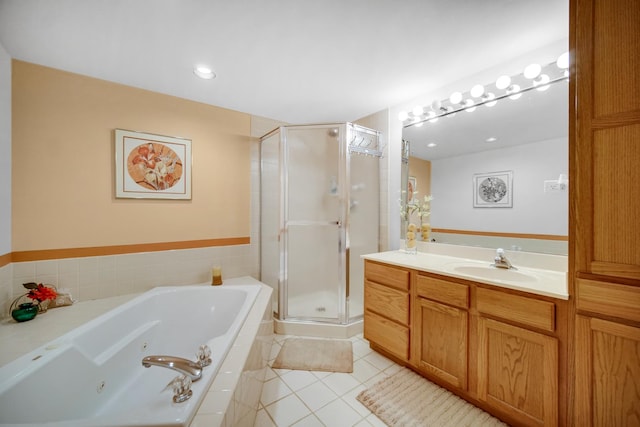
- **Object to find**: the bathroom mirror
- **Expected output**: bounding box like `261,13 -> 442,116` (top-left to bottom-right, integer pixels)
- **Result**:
401,61 -> 569,255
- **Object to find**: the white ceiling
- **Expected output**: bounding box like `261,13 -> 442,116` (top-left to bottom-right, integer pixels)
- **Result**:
0,0 -> 568,125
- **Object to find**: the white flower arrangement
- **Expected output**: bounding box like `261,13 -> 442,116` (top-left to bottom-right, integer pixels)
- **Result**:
401,194 -> 433,222
401,194 -> 433,248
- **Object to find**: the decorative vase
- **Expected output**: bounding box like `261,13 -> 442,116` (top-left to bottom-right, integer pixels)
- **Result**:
404,222 -> 418,254
11,302 -> 38,322
420,222 -> 431,242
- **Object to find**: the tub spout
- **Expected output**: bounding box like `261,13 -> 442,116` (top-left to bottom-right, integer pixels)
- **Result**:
142,356 -> 202,381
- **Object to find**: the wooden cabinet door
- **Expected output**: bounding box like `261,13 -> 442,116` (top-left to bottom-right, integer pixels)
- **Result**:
478,317 -> 558,427
574,0 -> 640,280
415,297 -> 467,389
575,315 -> 640,426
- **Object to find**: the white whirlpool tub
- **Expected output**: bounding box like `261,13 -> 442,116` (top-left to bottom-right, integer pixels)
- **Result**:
0,282 -> 263,427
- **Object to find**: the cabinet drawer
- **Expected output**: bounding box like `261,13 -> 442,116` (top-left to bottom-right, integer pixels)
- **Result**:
365,280 -> 409,325
576,278 -> 640,323
364,311 -> 410,361
477,287 -> 556,332
417,274 -> 469,309
365,261 -> 410,291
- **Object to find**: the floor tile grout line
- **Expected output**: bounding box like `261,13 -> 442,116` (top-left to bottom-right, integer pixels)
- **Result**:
259,333 -> 389,427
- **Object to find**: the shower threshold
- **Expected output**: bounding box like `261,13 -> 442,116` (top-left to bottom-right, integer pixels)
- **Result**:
274,317 -> 363,339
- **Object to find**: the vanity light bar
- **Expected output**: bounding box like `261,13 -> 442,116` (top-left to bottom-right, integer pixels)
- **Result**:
400,53 -> 569,128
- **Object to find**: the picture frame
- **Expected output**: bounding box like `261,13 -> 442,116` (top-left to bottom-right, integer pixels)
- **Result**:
473,170 -> 513,208
408,176 -> 417,203
115,129 -> 192,199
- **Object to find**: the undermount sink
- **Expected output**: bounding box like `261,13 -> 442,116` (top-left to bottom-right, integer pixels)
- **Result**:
448,264 -> 539,283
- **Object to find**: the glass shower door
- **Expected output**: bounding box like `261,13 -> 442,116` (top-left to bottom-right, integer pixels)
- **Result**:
283,125 -> 345,322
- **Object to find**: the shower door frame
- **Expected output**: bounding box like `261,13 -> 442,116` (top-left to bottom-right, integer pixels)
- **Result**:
279,124 -> 349,325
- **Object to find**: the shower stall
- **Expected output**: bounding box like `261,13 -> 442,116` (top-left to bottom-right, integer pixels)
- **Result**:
260,123 -> 382,335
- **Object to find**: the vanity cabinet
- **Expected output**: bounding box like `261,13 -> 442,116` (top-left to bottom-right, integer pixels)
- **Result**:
363,260 -> 568,426
476,288 -> 559,427
363,261 -> 411,362
413,274 -> 469,390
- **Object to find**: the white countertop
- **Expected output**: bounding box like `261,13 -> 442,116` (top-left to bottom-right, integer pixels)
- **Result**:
362,249 -> 568,300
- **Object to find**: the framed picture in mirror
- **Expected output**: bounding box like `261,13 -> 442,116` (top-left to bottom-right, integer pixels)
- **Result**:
408,176 -> 417,203
473,171 -> 512,208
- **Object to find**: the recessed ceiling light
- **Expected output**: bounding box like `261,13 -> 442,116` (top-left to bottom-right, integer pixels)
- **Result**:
193,66 -> 216,80
485,137 -> 498,143
427,142 -> 437,148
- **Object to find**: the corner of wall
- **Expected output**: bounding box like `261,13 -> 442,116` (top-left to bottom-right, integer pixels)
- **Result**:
0,42 -> 11,257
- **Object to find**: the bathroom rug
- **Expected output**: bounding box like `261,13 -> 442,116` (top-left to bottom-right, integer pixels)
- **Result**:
357,367 -> 508,426
272,337 -> 353,373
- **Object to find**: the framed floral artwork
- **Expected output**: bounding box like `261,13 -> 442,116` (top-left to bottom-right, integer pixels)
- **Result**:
473,171 -> 513,208
408,176 -> 417,203
115,129 -> 192,199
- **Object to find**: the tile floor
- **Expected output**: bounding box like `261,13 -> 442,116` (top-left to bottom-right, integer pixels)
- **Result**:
255,333 -> 401,427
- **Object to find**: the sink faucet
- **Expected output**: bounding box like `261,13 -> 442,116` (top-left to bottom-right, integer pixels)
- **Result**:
492,248 -> 514,269
142,355 -> 202,381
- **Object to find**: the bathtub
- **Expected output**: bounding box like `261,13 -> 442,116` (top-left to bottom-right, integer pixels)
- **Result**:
0,283 -> 261,427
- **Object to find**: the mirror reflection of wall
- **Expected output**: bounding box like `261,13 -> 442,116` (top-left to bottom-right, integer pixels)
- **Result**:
401,41 -> 569,255
407,156 -> 431,226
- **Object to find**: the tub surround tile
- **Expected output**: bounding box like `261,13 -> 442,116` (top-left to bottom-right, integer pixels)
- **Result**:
2,244 -> 258,318
189,413 -> 225,427
12,261 -> 35,277
35,259 -> 57,276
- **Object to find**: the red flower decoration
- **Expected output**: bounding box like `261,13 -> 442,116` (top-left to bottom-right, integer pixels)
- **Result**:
24,283 -> 58,302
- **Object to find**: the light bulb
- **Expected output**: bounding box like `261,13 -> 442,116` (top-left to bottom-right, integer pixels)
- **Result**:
449,91 -> 463,104
398,111 -> 409,121
464,99 -> 476,112
412,105 -> 424,116
524,63 -> 542,79
470,84 -> 485,98
507,84 -> 522,100
445,106 -> 456,118
496,75 -> 511,90
483,92 -> 497,107
556,52 -> 569,69
534,74 -> 551,91
193,66 -> 216,79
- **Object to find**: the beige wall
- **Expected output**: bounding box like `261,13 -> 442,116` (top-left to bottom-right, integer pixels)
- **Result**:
409,156 -> 431,200
12,61 -> 251,252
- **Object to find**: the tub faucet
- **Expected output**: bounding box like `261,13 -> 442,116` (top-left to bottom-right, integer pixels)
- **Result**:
142,356 -> 202,381
492,248 -> 514,269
